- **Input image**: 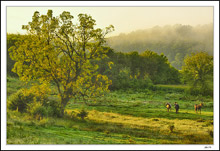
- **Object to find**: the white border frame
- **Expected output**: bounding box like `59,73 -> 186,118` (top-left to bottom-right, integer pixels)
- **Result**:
1,1 -> 219,150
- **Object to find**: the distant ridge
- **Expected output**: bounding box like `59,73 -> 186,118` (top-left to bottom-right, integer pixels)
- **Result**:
107,24 -> 213,69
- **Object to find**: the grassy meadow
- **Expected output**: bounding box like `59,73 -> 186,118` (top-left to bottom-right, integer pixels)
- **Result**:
7,76 -> 213,144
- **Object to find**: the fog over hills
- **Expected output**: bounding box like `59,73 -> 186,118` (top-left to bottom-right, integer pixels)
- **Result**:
107,24 -> 213,69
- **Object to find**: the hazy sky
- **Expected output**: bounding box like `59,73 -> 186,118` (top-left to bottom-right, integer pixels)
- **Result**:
7,7 -> 213,36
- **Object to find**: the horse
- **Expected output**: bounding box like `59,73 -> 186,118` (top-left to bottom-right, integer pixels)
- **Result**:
174,102 -> 179,114
166,103 -> 171,112
195,103 -> 203,114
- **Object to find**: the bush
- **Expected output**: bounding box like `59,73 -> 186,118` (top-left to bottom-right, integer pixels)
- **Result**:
28,101 -> 48,120
169,124 -> 175,133
197,119 -> 205,122
8,89 -> 34,113
187,87 -> 200,96
77,109 -> 88,120
28,96 -> 62,118
186,85 -> 213,97
8,88 -> 61,118
42,96 -> 62,117
205,102 -> 213,109
208,129 -> 213,138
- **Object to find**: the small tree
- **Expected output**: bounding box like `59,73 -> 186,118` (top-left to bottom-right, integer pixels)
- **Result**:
181,52 -> 213,96
9,10 -> 114,116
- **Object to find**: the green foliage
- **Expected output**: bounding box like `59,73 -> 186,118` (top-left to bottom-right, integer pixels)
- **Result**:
7,34 -> 25,77
9,10 -> 114,116
205,102 -> 213,108
8,89 -> 34,113
27,101 -> 47,120
112,68 -> 153,90
42,96 -> 62,117
97,49 -> 180,90
8,83 -> 61,118
182,52 -> 213,96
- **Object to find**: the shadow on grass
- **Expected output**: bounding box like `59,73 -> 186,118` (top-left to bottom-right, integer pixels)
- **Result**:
7,111 -> 213,144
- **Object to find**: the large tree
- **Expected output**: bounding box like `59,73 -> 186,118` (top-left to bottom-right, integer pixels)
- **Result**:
7,33 -> 23,77
9,10 -> 114,116
181,52 -> 213,95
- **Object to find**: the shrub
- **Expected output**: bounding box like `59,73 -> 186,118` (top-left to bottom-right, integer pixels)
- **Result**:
77,109 -> 88,120
208,129 -> 213,138
169,124 -> 175,133
197,119 -> 205,122
152,118 -> 159,121
205,102 -> 213,108
27,96 -> 63,118
186,85 -> 213,97
8,89 -> 34,113
42,96 -> 62,117
8,87 -> 62,118
27,101 -> 47,120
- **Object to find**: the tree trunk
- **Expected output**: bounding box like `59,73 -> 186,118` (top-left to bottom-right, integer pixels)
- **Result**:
60,97 -> 70,117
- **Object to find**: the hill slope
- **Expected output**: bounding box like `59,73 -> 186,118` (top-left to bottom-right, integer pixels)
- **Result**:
107,24 -> 213,69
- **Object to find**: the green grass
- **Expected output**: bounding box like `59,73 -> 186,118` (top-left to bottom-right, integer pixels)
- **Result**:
66,90 -> 213,120
6,76 -> 213,144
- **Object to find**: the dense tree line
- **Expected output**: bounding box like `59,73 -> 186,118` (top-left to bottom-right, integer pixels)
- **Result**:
96,48 -> 181,90
107,24 -> 213,69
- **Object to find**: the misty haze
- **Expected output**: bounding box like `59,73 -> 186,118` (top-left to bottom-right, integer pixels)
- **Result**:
107,23 -> 213,69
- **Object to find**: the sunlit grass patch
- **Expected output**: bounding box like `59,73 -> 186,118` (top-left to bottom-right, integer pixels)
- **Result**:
66,109 -> 213,140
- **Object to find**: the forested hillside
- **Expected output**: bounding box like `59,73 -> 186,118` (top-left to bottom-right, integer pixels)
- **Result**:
107,24 -> 213,69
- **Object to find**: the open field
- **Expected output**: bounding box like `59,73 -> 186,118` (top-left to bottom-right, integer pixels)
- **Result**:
7,77 -> 213,144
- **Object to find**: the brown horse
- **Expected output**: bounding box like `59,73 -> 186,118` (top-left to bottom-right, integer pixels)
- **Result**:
195,103 -> 203,114
166,103 -> 171,112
